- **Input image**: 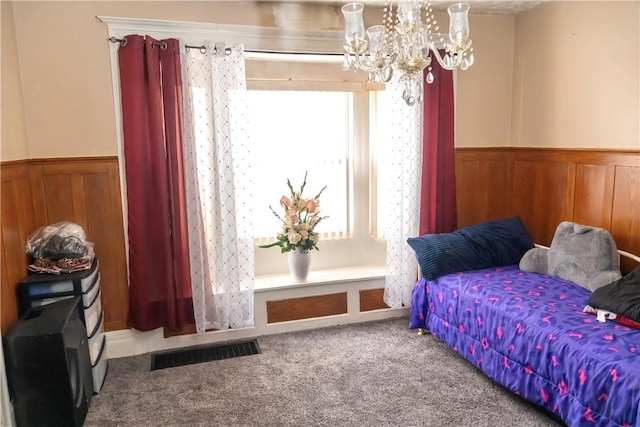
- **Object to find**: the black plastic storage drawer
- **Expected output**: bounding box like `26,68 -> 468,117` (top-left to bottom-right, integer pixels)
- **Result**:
16,258 -> 99,317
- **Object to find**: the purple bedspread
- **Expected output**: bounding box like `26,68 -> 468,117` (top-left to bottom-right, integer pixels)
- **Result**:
410,265 -> 640,427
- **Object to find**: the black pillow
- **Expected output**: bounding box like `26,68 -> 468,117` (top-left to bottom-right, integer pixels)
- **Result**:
588,266 -> 640,323
407,216 -> 534,281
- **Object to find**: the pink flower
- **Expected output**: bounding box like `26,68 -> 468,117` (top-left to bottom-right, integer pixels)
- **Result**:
280,195 -> 291,208
306,199 -> 317,212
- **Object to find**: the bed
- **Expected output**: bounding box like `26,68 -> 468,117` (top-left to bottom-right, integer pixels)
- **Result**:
407,219 -> 640,427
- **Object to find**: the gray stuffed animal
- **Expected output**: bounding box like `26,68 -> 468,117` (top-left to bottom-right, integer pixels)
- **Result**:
520,221 -> 622,292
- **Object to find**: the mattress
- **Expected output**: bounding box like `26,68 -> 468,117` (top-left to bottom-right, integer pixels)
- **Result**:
410,265 -> 640,427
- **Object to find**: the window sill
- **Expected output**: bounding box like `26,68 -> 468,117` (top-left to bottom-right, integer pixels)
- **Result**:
254,266 -> 386,293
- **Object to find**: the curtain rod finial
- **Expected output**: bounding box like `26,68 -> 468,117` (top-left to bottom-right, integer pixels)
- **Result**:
108,36 -> 127,47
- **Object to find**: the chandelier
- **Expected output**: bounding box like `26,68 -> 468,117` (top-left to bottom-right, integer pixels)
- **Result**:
341,1 -> 474,105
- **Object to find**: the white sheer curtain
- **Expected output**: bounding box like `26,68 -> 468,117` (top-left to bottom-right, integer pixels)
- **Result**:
380,80 -> 422,308
181,42 -> 255,332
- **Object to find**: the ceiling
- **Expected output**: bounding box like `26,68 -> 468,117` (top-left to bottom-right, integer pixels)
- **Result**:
268,0 -> 546,15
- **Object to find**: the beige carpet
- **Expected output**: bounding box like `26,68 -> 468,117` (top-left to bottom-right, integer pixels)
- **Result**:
85,317 -> 563,427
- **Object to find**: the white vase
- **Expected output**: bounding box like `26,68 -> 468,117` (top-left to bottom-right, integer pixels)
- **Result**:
288,249 -> 311,282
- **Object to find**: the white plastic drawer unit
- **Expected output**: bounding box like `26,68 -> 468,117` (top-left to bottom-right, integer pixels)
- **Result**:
91,335 -> 108,394
80,260 -> 100,292
83,273 -> 100,307
83,288 -> 102,336
87,311 -> 105,365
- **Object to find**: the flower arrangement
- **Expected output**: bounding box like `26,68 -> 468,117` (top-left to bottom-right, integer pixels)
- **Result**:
259,172 -> 327,253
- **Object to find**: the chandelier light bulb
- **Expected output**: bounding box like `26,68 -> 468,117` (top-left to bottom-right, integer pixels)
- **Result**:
341,1 -> 474,106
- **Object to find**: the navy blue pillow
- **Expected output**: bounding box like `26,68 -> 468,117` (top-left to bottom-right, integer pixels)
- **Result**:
407,217 -> 534,281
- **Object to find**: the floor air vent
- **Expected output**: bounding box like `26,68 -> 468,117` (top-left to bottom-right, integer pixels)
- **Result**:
150,339 -> 261,371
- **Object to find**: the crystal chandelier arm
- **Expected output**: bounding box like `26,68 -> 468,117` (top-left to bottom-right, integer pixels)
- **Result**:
348,46 -> 395,74
351,49 -> 381,73
429,43 -> 471,71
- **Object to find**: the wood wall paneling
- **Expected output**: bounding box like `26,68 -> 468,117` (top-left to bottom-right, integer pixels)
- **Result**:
34,159 -> 129,331
611,165 -> 640,273
98,162 -> 129,330
573,164 -> 615,230
359,288 -> 389,312
459,148 -> 639,258
1,158 -> 129,333
2,149 -> 638,335
511,157 -> 577,245
1,163 -> 37,334
455,149 -> 511,227
266,293 -> 348,323
532,161 -> 575,245
510,160 -> 538,239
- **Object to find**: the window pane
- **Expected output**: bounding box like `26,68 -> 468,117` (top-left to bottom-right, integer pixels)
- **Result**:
247,90 -> 350,240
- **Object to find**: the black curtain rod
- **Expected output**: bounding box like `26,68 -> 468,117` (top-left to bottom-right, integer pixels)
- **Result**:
108,37 -> 341,56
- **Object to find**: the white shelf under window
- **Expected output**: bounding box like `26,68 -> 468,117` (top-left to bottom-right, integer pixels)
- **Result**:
254,266 -> 386,292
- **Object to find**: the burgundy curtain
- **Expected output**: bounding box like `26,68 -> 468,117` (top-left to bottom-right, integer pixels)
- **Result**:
118,35 -> 193,332
419,53 -> 457,236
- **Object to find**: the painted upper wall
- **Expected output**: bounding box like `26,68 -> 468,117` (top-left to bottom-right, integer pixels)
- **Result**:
512,1 -> 639,149
455,13 -> 515,147
10,1 -> 635,156
10,1 -> 281,159
1,1 -> 29,162
8,1 -> 515,158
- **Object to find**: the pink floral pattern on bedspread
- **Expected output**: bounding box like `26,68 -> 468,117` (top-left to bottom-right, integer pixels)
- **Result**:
410,265 -> 640,427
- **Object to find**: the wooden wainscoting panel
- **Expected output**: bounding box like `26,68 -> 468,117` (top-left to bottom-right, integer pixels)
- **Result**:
462,148 -> 639,252
359,288 -> 389,312
1,162 -> 37,334
1,238 -> 18,335
533,161 -> 575,245
27,157 -> 129,331
573,164 -> 615,230
511,160 -> 575,245
267,293 -> 347,323
510,160 -> 538,239
611,165 -> 640,273
455,148 -> 511,227
40,174 -> 76,223
72,165 -> 129,331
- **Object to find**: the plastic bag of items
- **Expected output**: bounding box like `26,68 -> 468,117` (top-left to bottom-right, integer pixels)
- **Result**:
25,221 -> 95,274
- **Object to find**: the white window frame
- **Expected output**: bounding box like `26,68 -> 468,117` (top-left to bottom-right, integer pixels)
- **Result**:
248,85 -> 386,274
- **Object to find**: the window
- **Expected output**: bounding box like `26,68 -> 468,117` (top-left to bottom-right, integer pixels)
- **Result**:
247,90 -> 351,241
246,63 -> 388,273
